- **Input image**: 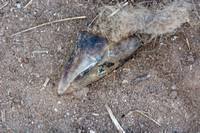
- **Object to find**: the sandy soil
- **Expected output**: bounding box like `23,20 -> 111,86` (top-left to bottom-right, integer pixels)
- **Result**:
0,0 -> 200,132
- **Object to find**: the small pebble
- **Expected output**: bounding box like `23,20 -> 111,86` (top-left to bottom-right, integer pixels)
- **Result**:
90,130 -> 96,133
139,122 -> 144,128
22,58 -> 29,64
16,1 -> 21,9
171,85 -> 176,90
191,99 -> 197,108
37,125 -> 41,129
171,36 -> 178,41
54,108 -> 58,112
27,78 -> 31,83
13,97 -> 21,104
64,112 -> 70,117
122,80 -> 128,84
159,106 -> 166,111
189,65 -> 192,70
121,114 -> 125,118
149,88 -> 156,93
187,55 -> 194,64
57,101 -> 62,104
170,91 -> 177,99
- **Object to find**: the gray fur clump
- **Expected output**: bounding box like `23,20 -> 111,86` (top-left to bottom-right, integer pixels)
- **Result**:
92,1 -> 191,43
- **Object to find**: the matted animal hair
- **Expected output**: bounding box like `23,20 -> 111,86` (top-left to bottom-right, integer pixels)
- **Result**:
92,0 -> 191,43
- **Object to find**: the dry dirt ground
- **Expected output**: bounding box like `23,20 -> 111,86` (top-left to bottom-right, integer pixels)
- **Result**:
0,0 -> 200,132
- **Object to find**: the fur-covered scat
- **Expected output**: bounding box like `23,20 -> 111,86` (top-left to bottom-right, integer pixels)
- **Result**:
92,0 -> 191,43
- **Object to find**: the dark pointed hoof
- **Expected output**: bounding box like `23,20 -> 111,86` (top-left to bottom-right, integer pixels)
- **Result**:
58,32 -> 108,95
58,32 -> 142,95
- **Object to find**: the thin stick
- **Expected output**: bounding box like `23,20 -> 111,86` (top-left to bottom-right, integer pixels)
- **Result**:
133,74 -> 151,85
0,2 -> 9,10
32,109 -> 59,130
1,109 -> 5,122
32,50 -> 48,54
41,77 -> 50,90
43,77 -> 50,87
24,0 -> 33,8
185,38 -> 191,51
87,15 -> 99,28
105,104 -> 125,133
0,122 -> 15,133
137,0 -> 152,5
108,2 -> 128,18
10,16 -> 87,37
127,110 -> 161,126
92,113 -> 100,116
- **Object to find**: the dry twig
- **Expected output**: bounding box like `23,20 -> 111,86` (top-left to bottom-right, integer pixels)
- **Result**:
88,15 -> 99,28
108,2 -> 128,17
127,110 -> 161,126
185,38 -> 191,51
32,109 -> 59,130
41,77 -> 50,90
105,104 -> 125,133
24,0 -> 33,8
32,50 -> 48,54
0,122 -> 15,133
0,1 -> 9,10
10,16 -> 87,37
92,113 -> 100,116
43,77 -> 50,87
133,74 -> 151,86
1,109 -> 5,122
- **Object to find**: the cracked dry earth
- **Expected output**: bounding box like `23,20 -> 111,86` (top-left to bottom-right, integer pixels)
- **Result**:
0,0 -> 200,132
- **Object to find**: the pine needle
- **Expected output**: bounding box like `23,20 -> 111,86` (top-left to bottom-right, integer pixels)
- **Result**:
105,104 -> 125,133
127,110 -> 161,126
10,16 -> 87,37
0,1 -> 9,10
24,0 -> 33,8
